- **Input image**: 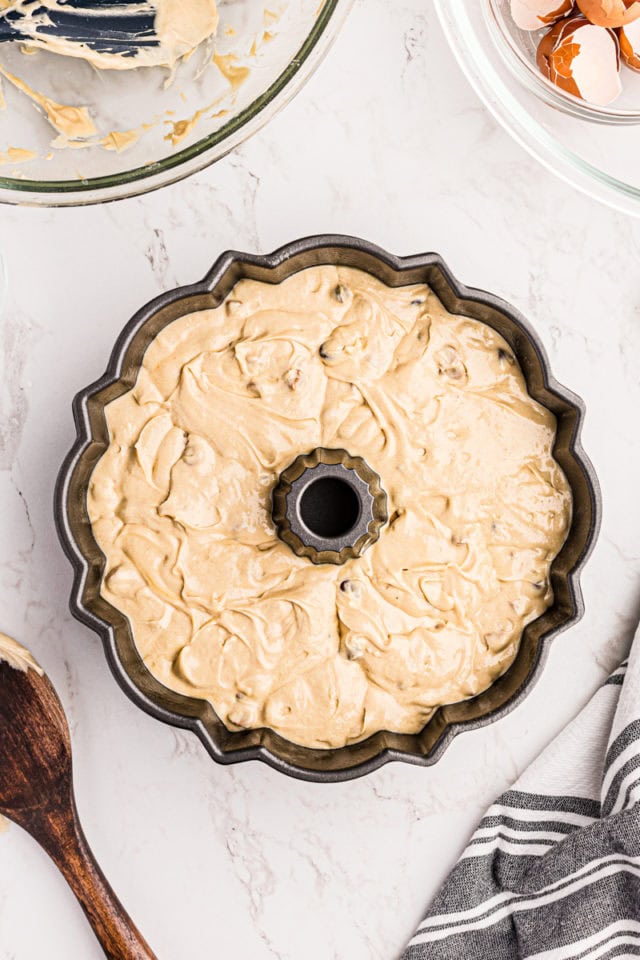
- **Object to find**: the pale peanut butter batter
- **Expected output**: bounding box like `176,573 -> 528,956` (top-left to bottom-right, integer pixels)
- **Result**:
88,267 -> 572,749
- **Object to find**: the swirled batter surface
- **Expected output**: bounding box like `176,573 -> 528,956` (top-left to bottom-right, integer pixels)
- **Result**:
88,267 -> 572,749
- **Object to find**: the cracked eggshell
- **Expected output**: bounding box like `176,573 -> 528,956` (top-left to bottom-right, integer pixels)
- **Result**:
510,0 -> 576,31
619,17 -> 640,67
537,14 -> 622,104
577,0 -> 640,26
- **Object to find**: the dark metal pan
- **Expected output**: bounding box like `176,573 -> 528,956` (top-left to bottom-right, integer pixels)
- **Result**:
54,235 -> 601,782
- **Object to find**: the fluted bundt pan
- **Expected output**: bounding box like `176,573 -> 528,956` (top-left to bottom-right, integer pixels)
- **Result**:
55,236 -> 601,782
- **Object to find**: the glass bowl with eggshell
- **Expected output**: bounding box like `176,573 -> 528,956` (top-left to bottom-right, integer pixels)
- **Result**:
0,0 -> 353,206
488,0 -> 640,122
54,235 -> 601,782
436,0 -> 640,215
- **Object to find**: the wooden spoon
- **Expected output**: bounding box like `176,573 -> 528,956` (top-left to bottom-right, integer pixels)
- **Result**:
0,658 -> 157,960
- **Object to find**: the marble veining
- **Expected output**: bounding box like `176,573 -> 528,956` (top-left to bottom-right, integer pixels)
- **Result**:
0,1 -> 639,958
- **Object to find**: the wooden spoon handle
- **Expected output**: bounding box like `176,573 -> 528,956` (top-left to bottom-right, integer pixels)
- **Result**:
35,797 -> 157,960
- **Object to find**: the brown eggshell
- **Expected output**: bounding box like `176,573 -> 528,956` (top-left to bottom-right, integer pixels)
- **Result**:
619,18 -> 640,67
537,14 -> 622,103
537,18 -> 582,97
510,0 -> 576,31
577,0 -> 640,27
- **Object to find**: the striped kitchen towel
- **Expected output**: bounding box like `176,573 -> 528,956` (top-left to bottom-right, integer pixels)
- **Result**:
402,624 -> 640,960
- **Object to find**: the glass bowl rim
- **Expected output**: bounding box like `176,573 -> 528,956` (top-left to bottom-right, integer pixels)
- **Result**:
0,0 -> 353,206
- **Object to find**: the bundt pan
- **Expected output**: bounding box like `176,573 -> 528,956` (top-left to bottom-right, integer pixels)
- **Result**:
55,235 -> 601,783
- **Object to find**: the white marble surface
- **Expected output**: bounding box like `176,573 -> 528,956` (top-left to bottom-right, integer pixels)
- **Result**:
0,2 -> 639,958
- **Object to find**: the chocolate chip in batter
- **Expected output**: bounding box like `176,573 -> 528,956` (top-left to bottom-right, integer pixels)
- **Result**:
436,345 -> 467,382
334,284 -> 349,304
339,579 -> 363,599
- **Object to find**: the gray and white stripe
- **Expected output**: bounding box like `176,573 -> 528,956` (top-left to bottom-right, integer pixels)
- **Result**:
402,627 -> 640,960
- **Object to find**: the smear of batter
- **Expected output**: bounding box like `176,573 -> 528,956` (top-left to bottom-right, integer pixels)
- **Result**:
0,145 -> 34,163
88,267 -> 572,749
0,632 -> 43,675
1,0 -> 219,70
0,65 -> 96,140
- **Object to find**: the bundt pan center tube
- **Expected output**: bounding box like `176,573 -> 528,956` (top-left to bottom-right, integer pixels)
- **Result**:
272,447 -> 388,565
55,235 -> 601,782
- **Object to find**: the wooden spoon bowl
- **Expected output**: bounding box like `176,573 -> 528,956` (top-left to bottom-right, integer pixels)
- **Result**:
0,659 -> 157,960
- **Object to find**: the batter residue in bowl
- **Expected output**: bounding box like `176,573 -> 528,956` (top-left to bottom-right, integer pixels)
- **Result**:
0,1 -> 281,162
0,0 -> 221,153
1,0 -> 219,70
88,267 -> 572,749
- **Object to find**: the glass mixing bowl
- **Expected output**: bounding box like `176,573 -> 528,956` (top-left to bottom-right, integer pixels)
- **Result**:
435,0 -> 640,216
0,0 -> 353,206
